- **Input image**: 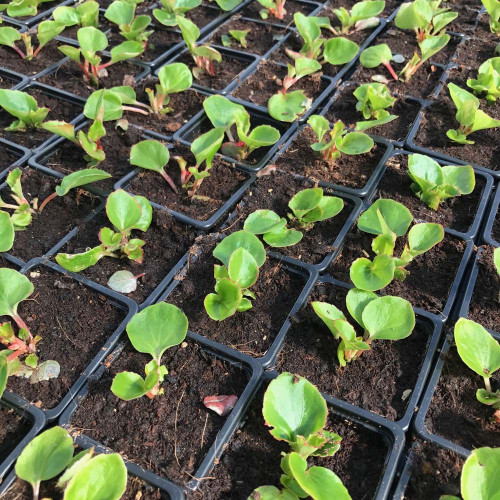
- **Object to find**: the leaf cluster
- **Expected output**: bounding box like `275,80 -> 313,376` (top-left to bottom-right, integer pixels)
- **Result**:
467,57 -> 500,103
105,0 -> 153,45
332,0 -> 384,35
353,82 -> 398,131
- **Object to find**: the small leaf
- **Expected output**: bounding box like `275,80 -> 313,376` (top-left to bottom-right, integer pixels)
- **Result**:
107,270 -> 143,293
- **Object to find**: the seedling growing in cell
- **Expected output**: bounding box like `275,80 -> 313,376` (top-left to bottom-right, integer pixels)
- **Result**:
56,189 -> 153,272
13,426 -> 127,500
331,0 -> 384,35
444,446 -> 500,500
307,114 -> 374,162
446,83 -> 500,144
467,57 -> 500,103
58,27 -> 144,87
244,187 -> 344,247
203,95 -> 281,161
454,318 -> 500,422
105,0 -> 153,48
249,372 -> 351,499
1,0 -> 54,18
482,0 -> 500,34
350,199 -> 444,291
38,169 -> 112,212
221,29 -> 250,48
204,230 -> 266,320
130,139 -> 178,193
177,15 -> 221,78
395,0 -> 458,42
0,269 -> 60,394
289,13 -> 332,61
359,44 -> 399,80
257,0 -> 286,20
53,1 -> 99,29
112,303 -> 187,399
0,90 -> 49,132
210,0 -> 243,11
153,0 -> 201,27
0,22 -> 65,60
313,288 -> 415,365
407,153 -> 475,210
353,82 -> 398,131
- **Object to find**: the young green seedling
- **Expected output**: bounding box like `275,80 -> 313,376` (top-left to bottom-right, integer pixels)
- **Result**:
13,426 -> 127,500
359,44 -> 399,80
257,0 -> 286,20
454,318 -> 500,422
203,95 -> 281,161
249,372 -> 351,500
407,153 -> 475,210
1,0 -> 53,18
0,168 -> 35,252
350,199 -> 444,291
221,28 -> 250,48
307,115 -> 374,162
38,169 -> 112,212
482,0 -> 500,34
0,22 -> 65,60
130,139 -> 178,193
53,1 -> 99,29
204,230 -> 266,320
446,83 -> 500,144
443,446 -> 500,500
153,0 -> 201,27
0,90 -> 49,132
395,0 -> 458,42
467,57 -> 500,103
244,187 -> 344,248
112,302 -> 188,399
313,288 -> 415,365
56,189 -> 153,272
210,0 -> 243,11
331,0 -> 384,35
353,82 -> 398,131
0,268 -> 60,392
105,0 -> 153,48
58,27 -> 144,86
177,15 -> 222,78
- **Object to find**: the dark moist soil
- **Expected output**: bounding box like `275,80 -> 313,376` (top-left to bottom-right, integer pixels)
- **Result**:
452,36 -> 499,68
0,267 -> 125,409
227,169 -> 353,265
127,78 -> 206,136
69,340 -> 249,485
2,168 -> 101,262
39,126 -> 144,189
0,72 -> 21,90
0,145 -> 24,173
177,53 -> 250,91
402,439 -> 463,500
0,405 -> 30,462
193,383 -> 389,500
126,143 -> 249,221
425,339 -> 500,450
331,0 -> 400,18
107,28 -> 183,64
0,88 -> 82,149
58,13 -> 110,40
328,230 -> 467,316
185,4 -> 222,29
324,84 -> 421,143
468,246 -> 500,332
38,59 -> 145,99
232,60 -> 328,107
276,282 -> 431,421
471,12 -> 500,46
239,0 -> 318,25
207,17 -> 288,56
373,154 -> 484,234
0,41 -> 66,77
274,126 -> 385,190
56,207 -> 198,304
165,235 -> 305,357
413,97 -> 500,171
3,474 -> 170,500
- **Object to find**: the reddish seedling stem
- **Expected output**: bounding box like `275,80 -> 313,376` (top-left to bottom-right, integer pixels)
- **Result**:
38,191 -> 58,212
122,105 -> 149,115
383,61 -> 399,80
160,170 -> 179,194
11,45 -> 26,59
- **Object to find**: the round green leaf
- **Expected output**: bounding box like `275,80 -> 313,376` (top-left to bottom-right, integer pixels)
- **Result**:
111,370 -> 158,400
311,301 -> 346,338
359,44 -> 392,67
350,254 -> 395,291
55,169 -> 111,197
228,247 -> 259,288
126,302 -> 188,362
362,296 -> 415,341
461,447 -> 500,500
246,125 -> 281,148
345,288 -> 377,330
130,140 -> 170,172
268,90 -> 311,122
263,228 -> 303,247
289,188 -> 323,219
203,94 -> 245,128
441,164 -> 475,195
213,230 -> 266,268
0,268 -> 33,317
106,189 -> 143,233
454,318 -> 500,379
77,26 -> 108,53
16,427 -> 74,488
204,277 -> 242,321
244,210 -> 284,234
157,62 -> 193,94
109,40 -> 143,63
323,37 -> 359,65
104,0 -> 134,26
0,211 -> 14,252
407,223 -> 444,256
358,199 -> 413,236
315,196 -> 344,221
84,89 -> 124,121
336,131 -> 374,154
408,153 -> 444,191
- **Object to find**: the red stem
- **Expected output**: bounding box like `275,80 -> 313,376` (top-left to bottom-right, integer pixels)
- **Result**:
38,191 -> 58,213
383,61 -> 399,81
122,105 -> 149,115
160,170 -> 179,194
78,62 -> 91,79
11,45 -> 26,59
32,44 -> 43,58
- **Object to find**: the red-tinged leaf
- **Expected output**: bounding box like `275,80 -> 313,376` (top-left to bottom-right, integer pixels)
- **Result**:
203,395 -> 238,416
